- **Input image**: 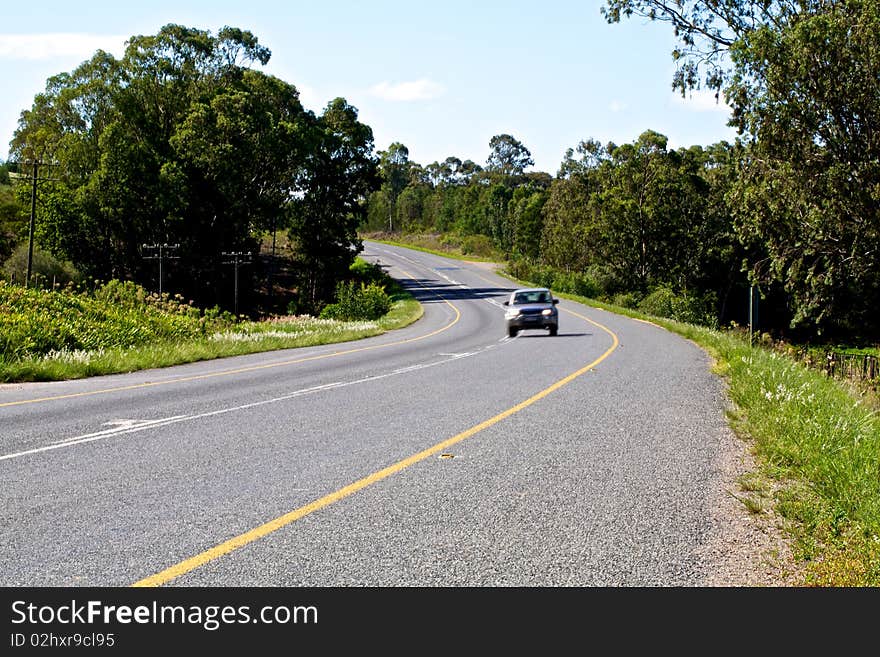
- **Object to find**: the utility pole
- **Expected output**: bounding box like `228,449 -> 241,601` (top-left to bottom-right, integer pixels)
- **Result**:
267,215 -> 277,313
18,160 -> 59,288
222,251 -> 252,317
141,243 -> 180,296
26,161 -> 37,288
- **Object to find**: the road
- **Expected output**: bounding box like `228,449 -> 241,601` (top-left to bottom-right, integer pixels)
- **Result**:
0,242 -> 743,586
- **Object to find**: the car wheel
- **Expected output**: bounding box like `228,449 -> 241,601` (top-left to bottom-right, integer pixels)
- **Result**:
508,327 -> 518,338
548,326 -> 558,336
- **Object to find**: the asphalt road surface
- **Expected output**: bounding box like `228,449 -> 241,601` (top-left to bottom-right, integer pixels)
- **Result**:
0,242 -> 740,586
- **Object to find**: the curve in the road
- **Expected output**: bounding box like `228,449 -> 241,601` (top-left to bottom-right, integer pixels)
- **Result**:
133,307 -> 619,587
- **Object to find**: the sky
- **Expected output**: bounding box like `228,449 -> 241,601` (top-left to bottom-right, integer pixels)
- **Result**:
0,0 -> 739,175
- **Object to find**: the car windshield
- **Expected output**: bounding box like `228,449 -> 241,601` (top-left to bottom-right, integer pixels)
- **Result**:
513,291 -> 550,304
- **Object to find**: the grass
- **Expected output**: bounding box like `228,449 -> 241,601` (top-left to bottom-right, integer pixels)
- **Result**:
0,267 -> 423,383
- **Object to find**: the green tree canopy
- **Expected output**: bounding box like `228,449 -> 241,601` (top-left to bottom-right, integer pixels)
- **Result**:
9,24 -> 378,313
605,0 -> 880,338
377,142 -> 411,232
486,134 -> 534,179
289,98 -> 379,311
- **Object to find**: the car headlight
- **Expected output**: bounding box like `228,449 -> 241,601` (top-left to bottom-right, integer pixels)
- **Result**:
505,309 -> 521,319
541,309 -> 553,316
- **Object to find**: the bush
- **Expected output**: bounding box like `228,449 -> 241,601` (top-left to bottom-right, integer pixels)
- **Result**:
505,260 -> 602,299
2,243 -> 80,288
551,270 -> 601,299
505,259 -> 553,288
348,258 -> 386,285
320,281 -> 391,321
459,234 -> 495,258
93,279 -> 149,308
0,278 -> 238,361
637,286 -> 718,327
611,291 -> 642,309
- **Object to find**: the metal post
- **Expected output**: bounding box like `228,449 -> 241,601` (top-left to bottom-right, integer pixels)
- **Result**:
234,255 -> 239,316
749,285 -> 754,347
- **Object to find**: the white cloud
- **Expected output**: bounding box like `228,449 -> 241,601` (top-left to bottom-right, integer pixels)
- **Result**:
0,33 -> 128,61
671,89 -> 731,113
369,79 -> 445,102
608,100 -> 627,113
293,83 -> 323,111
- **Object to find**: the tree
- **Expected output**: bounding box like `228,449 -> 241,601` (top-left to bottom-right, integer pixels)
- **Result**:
458,159 -> 484,183
289,98 -> 379,311
728,2 -> 880,337
605,1 -> 880,338
511,187 -> 548,260
540,170 -> 599,274
10,24 -> 384,314
601,0 -> 779,97
377,142 -> 410,232
486,134 -> 534,179
0,166 -> 24,261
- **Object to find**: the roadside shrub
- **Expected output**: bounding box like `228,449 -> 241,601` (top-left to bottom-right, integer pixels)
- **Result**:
505,260 -> 602,299
0,278 -> 238,361
2,243 -> 80,288
505,260 -> 555,289
93,279 -> 149,308
637,286 -> 677,317
611,291 -> 642,309
637,286 -> 718,327
349,258 -> 386,285
551,270 -> 601,299
320,281 -> 391,321
459,234 -> 495,258
584,264 -> 621,297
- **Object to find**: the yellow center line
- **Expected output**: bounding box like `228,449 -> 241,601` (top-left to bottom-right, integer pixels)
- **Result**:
132,310 -> 619,587
0,269 -> 459,408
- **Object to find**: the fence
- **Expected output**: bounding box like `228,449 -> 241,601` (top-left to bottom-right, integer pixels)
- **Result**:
796,348 -> 880,390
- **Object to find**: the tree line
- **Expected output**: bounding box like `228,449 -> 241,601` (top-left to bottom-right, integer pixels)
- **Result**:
363,1 -> 880,343
3,24 -> 378,315
362,131 -> 750,330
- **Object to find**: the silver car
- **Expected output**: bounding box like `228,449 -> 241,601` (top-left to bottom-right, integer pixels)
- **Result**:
503,287 -> 559,337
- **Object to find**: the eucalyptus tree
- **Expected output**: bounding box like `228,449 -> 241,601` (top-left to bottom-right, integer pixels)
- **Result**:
289,98 -> 379,311
486,134 -> 534,180
510,186 -> 548,261
585,131 -> 678,291
377,141 -> 411,232
603,1 -> 880,338
10,24 -> 378,312
727,1 -> 880,337
540,139 -> 612,277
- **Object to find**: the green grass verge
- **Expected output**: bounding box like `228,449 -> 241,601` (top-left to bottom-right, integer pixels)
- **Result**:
0,276 -> 423,383
501,268 -> 880,586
